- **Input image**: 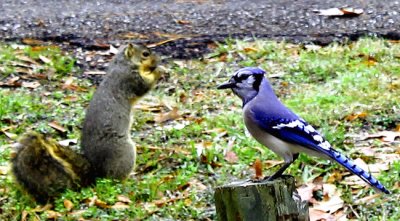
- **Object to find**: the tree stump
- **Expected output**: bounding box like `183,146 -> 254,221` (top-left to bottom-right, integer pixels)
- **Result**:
214,175 -> 309,221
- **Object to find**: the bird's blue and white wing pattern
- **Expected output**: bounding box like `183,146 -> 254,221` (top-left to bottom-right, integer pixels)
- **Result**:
251,111 -> 390,194
252,115 -> 332,153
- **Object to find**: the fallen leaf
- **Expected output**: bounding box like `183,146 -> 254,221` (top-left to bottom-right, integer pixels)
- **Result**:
118,32 -> 148,40
61,76 -> 85,91
305,45 -> 322,51
154,107 -> 180,123
21,81 -> 40,89
224,151 -> 238,163
48,121 -> 67,133
39,55 -> 52,64
0,76 -> 21,87
58,139 -> 78,147
22,38 -> 45,46
92,41 -> 110,50
117,195 -> 132,204
345,112 -> 368,121
309,208 -> 336,221
243,47 -> 258,53
362,131 -> 400,142
95,199 -> 111,209
314,7 -> 363,17
202,128 -> 227,135
16,55 -> 40,65
147,37 -> 184,48
313,194 -> 344,214
1,130 -> 18,139
111,202 -> 130,210
83,71 -> 107,75
0,165 -> 9,175
176,19 -> 191,25
110,45 -> 119,54
327,170 -> 343,183
354,193 -> 381,205
21,210 -> 28,221
297,183 -> 316,201
264,159 -> 284,169
45,210 -> 61,219
63,199 -> 74,211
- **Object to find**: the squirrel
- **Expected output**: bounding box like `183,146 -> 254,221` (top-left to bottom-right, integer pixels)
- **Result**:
10,44 -> 164,203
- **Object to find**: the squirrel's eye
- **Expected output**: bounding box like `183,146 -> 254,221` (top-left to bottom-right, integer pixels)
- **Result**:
142,51 -> 150,58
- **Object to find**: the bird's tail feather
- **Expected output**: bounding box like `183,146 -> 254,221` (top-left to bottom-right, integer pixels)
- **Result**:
328,149 -> 390,194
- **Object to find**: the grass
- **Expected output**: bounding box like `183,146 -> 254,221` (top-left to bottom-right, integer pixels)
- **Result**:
0,38 -> 399,220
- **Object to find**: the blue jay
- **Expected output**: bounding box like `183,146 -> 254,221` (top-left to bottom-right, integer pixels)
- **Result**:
217,67 -> 390,194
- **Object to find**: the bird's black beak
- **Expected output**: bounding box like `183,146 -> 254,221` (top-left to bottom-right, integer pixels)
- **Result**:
217,81 -> 235,89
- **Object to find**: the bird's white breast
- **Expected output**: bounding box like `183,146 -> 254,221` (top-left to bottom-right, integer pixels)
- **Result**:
242,105 -> 326,162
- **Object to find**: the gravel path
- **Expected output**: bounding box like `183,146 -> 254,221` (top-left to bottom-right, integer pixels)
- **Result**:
1,0 -> 399,58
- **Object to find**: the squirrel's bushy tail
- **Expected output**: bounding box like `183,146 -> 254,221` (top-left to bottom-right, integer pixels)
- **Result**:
11,132 -> 92,203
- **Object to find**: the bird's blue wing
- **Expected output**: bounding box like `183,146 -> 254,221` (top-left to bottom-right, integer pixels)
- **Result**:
251,108 -> 329,153
250,108 -> 390,194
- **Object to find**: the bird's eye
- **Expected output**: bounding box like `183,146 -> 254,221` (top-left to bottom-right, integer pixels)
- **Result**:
142,51 -> 150,58
235,74 -> 249,81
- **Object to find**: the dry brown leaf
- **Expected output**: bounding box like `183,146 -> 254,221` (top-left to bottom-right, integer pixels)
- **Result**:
1,130 -> 18,139
243,47 -> 258,53
15,67 -> 32,75
111,202 -> 130,210
297,183 -> 317,201
133,103 -> 164,112
22,38 -> 45,46
48,121 -> 67,133
264,159 -> 284,169
57,139 -> 78,147
345,112 -> 368,121
16,55 -> 40,65
147,37 -> 183,48
31,203 -> 53,212
188,178 -> 207,192
224,151 -> 238,163
354,193 -> 381,205
313,184 -> 344,213
63,199 -> 74,211
21,210 -> 28,221
362,131 -> 400,142
45,210 -> 62,219
61,77 -> 86,91
176,19 -> 191,25
396,124 -> 400,132
154,107 -> 180,123
305,45 -> 322,51
0,76 -> 22,87
83,71 -> 107,75
314,7 -> 363,17
39,55 -> 51,64
202,128 -> 227,135
0,165 -> 9,175
21,81 -> 40,89
118,32 -> 148,40
95,199 -> 111,209
109,45 -> 119,54
309,208 -> 337,221
117,195 -> 132,204
327,170 -> 343,183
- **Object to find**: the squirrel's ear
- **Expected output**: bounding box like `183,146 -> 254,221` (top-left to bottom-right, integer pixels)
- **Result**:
124,43 -> 135,58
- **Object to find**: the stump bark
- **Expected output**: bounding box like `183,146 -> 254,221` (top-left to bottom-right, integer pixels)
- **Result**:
214,176 -> 309,221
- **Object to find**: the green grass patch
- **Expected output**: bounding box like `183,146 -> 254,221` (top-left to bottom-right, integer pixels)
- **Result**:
0,38 -> 399,220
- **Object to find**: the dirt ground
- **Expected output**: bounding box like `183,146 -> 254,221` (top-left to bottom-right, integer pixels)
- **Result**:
1,0 -> 399,58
